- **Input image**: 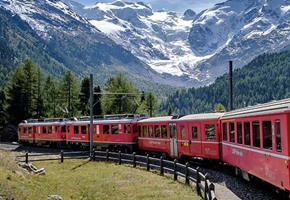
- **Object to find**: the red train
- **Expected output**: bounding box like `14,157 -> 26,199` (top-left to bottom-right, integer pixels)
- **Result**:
18,114 -> 145,152
18,98 -> 290,192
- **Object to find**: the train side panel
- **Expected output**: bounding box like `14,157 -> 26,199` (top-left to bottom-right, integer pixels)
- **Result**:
66,121 -> 90,148
34,123 -> 66,147
222,110 -> 290,191
18,124 -> 35,144
18,121 -> 67,147
177,113 -> 223,160
137,117 -> 172,157
93,121 -> 139,152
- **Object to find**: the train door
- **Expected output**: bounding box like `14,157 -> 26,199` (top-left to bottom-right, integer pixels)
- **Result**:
189,123 -> 202,155
169,123 -> 178,157
177,121 -> 190,156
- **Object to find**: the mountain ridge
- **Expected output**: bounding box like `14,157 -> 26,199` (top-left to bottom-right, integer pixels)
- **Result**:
0,0 -> 184,89
1,0 -> 290,88
65,0 -> 290,86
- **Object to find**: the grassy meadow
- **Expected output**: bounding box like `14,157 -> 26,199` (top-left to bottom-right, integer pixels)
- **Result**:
0,150 -> 201,200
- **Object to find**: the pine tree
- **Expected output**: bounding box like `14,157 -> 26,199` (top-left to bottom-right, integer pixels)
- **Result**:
59,70 -> 80,117
43,75 -> 59,117
0,87 -> 7,140
167,105 -> 173,116
214,103 -> 226,112
142,92 -> 158,117
6,59 -> 40,124
79,77 -> 90,115
36,68 -> 45,118
101,73 -> 140,114
93,86 -> 102,115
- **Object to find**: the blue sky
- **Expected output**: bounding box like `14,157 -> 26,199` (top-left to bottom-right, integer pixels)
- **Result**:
79,0 -> 224,14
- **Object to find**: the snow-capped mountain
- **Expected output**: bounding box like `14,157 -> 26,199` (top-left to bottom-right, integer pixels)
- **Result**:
189,0 -> 290,81
64,0 -> 290,86
2,0 -> 290,88
0,0 -> 177,88
64,0 -> 205,84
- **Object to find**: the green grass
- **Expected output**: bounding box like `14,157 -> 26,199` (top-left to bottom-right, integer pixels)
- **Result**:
0,150 -> 201,200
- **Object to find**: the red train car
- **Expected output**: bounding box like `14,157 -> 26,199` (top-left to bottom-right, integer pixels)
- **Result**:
137,113 -> 224,159
66,114 -> 146,152
221,98 -> 290,191
18,118 -> 68,147
177,113 -> 224,160
137,116 -> 173,157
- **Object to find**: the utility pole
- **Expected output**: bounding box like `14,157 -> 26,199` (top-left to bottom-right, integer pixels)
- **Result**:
89,74 -> 93,158
229,61 -> 233,111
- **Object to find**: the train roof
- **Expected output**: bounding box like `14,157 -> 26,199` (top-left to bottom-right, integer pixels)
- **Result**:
138,116 -> 176,123
19,119 -> 68,126
19,114 -> 149,126
222,98 -> 290,119
178,112 -> 224,121
67,118 -> 138,124
138,113 -> 223,123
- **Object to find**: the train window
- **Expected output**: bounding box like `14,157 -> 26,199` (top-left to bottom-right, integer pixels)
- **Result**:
104,125 -> 110,134
205,124 -> 215,140
142,125 -> 147,137
24,127 -> 27,134
181,125 -> 185,139
43,126 -> 47,134
161,125 -> 167,138
244,122 -> 250,145
81,126 -> 86,134
154,125 -> 160,138
28,127 -> 32,134
229,123 -> 235,143
138,126 -> 141,137
112,124 -> 118,134
170,124 -> 176,139
74,126 -> 79,134
275,120 -> 282,152
124,124 -> 131,133
262,121 -> 272,150
222,123 -> 227,141
192,126 -> 198,139
237,122 -> 242,144
48,126 -> 52,134
148,125 -> 153,137
132,124 -> 137,134
61,126 -> 66,132
252,121 -> 260,148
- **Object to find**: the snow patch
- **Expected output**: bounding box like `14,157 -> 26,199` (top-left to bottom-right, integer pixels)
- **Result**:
281,5 -> 290,14
90,20 -> 125,35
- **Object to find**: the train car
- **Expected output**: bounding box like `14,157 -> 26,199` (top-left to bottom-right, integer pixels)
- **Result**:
18,120 -> 36,145
66,114 -> 147,152
221,98 -> 290,191
177,113 -> 224,160
65,119 -> 90,149
137,116 -> 173,157
18,118 -> 68,147
137,113 -> 224,159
